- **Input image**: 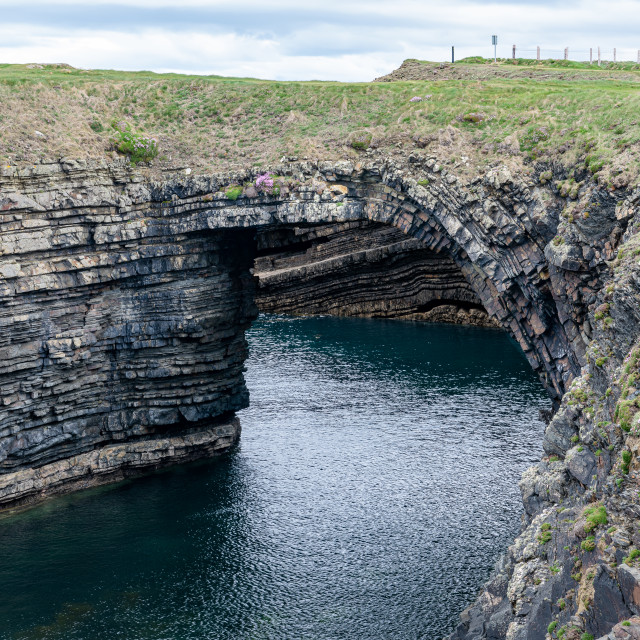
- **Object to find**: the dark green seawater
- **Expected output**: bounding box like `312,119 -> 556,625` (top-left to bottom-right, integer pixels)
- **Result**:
0,315 -> 548,640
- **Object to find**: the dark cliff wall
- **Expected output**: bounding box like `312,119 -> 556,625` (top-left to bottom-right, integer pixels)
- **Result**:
2,156 -> 640,639
0,156 -> 607,510
255,221 -> 498,327
0,212 -> 257,506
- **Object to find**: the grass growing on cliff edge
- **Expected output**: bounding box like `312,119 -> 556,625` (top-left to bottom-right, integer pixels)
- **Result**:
0,61 -> 639,184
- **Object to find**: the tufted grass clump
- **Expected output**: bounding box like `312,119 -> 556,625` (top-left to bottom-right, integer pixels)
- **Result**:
583,504 -> 608,532
519,126 -> 550,155
622,450 -> 632,474
224,184 -> 243,200
349,131 -> 372,151
581,536 -> 596,552
539,170 -> 553,184
624,548 -> 640,565
111,122 -> 158,165
538,525 -> 552,544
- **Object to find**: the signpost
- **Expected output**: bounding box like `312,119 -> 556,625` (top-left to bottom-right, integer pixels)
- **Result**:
492,35 -> 498,63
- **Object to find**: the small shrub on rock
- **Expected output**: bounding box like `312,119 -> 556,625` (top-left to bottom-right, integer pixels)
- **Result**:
349,131 -> 373,151
583,504 -> 607,532
254,173 -> 281,196
581,536 -> 596,552
224,185 -> 243,200
538,529 -> 552,545
111,122 -> 158,165
624,548 -> 640,565
621,450 -> 632,474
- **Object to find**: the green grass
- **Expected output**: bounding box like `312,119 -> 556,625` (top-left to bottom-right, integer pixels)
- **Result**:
583,504 -> 608,532
581,536 -> 596,551
1,61 -> 640,183
624,548 -> 640,565
457,56 -> 640,72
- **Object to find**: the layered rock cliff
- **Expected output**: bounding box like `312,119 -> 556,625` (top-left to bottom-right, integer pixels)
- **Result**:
448,187 -> 640,640
1,154 -> 640,640
255,221 -> 497,326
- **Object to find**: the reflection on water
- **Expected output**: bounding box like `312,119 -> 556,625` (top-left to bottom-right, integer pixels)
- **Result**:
0,315 -> 548,640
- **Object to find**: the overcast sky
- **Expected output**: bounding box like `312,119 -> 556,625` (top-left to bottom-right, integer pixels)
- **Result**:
1,0 -> 639,81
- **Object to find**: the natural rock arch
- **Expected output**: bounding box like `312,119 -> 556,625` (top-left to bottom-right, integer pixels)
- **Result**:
0,156 -> 610,508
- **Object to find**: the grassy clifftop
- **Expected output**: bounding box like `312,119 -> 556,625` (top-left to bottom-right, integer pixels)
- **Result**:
0,59 -> 638,186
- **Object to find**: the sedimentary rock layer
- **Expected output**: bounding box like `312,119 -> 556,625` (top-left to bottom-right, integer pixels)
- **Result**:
3,154 -> 640,640
0,227 -> 255,475
255,221 -> 498,327
0,155 -> 611,512
0,417 -> 240,510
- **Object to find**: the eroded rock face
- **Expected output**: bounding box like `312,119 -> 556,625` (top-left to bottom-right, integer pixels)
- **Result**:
449,184 -> 640,640
254,221 -> 498,327
0,157 -> 619,502
1,155 -> 639,639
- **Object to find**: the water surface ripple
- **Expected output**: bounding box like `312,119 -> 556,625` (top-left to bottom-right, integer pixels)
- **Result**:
0,315 -> 548,640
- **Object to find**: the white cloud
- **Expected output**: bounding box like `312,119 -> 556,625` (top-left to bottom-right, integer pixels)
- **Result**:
0,0 -> 639,80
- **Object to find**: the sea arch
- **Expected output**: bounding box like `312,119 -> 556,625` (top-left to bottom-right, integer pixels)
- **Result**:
0,157 -> 596,507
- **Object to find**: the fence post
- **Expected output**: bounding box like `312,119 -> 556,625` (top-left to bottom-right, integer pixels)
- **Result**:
590,48 -> 593,63
614,48 -> 617,62
598,47 -> 601,66
564,47 -> 568,60
452,46 -> 455,63
512,45 -> 516,60
537,46 -> 540,60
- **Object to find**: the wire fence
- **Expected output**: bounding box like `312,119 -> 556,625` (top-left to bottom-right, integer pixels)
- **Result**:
502,45 -> 640,63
